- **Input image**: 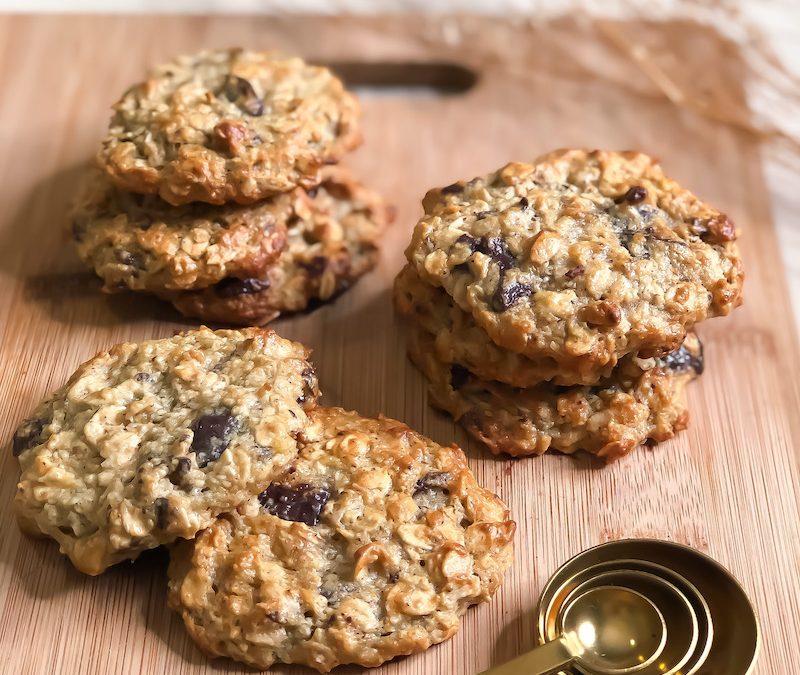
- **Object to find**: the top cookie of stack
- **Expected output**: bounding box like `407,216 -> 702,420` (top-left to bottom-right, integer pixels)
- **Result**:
396,149 -> 743,460
74,49 -> 393,324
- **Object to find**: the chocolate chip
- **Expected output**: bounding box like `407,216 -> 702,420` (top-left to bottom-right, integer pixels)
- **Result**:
168,457 -> 192,485
456,234 -> 479,252
474,210 -> 492,220
134,372 -> 151,383
214,277 -> 270,298
450,365 -> 471,390
660,341 -> 705,375
388,571 -> 400,583
440,182 -> 463,195
223,75 -> 264,116
259,483 -> 330,526
190,412 -> 238,468
478,237 -> 515,270
154,497 -> 169,529
565,265 -> 585,280
301,256 -> 328,277
12,418 -> 46,457
518,197 -> 529,210
492,277 -> 531,312
616,186 -> 647,204
414,471 -> 451,495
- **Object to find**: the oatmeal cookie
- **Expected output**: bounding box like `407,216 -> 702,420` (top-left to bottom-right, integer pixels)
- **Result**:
395,264 -> 616,386
71,168 -> 287,292
168,407 -> 515,672
13,327 -> 319,575
406,149 -> 742,378
97,49 -> 361,205
408,327 -> 703,461
167,166 -> 393,325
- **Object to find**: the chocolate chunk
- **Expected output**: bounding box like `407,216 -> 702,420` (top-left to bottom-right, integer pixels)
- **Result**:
616,186 -> 647,204
134,372 -> 151,383
259,483 -> 330,526
414,471 -> 451,495
297,366 -> 317,405
168,457 -> 192,486
388,571 -> 400,584
492,277 -> 532,312
301,256 -> 328,277
474,210 -> 492,220
223,75 -> 264,116
12,418 -> 46,457
440,182 -> 463,195
478,237 -> 515,270
660,342 -> 705,375
565,265 -> 585,280
518,197 -> 529,210
190,412 -> 238,468
456,234 -> 479,252
450,364 -> 471,390
120,252 -> 144,269
154,497 -> 169,530
214,277 -> 270,298
691,214 -> 736,244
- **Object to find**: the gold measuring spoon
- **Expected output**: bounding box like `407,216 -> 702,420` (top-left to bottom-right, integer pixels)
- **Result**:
480,585 -> 667,675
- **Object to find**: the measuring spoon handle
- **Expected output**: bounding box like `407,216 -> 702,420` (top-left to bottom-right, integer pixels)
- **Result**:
478,632 -> 583,675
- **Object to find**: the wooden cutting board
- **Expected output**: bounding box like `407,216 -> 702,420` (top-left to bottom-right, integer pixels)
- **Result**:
0,14 -> 798,675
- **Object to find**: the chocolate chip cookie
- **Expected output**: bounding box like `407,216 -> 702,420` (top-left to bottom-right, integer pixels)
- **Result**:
167,166 -> 393,325
97,49 -> 361,205
168,407 -> 515,672
394,264 -> 617,386
13,327 -> 319,575
408,327 -> 703,461
72,168 -> 287,292
406,149 -> 742,381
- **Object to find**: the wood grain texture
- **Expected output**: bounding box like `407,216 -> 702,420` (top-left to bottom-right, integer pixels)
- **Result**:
0,14 -> 798,675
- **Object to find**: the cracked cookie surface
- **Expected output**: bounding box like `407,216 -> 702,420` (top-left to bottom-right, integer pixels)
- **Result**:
168,407 -> 515,672
97,49 -> 361,205
13,327 -> 318,575
406,149 -> 742,379
72,168 -> 287,292
408,327 -> 703,461
167,166 -> 393,325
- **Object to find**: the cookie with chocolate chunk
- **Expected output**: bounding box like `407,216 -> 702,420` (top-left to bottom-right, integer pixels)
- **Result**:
168,407 -> 515,672
97,49 -> 361,205
12,327 -> 318,575
406,149 -> 742,382
166,166 -> 393,325
72,168 -> 287,292
407,327 -> 703,461
395,264 -> 617,386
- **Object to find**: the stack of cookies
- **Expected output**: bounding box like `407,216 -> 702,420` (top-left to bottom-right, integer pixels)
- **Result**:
13,327 -> 515,671
71,49 -> 393,325
396,149 -> 743,461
